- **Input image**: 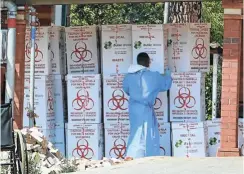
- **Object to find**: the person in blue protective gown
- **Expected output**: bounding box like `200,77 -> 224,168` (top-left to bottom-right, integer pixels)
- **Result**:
122,52 -> 172,159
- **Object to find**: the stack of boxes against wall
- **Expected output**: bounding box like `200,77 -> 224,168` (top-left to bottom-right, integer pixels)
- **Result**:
167,23 -> 213,157
23,26 -> 66,155
65,26 -> 104,160
21,23 -> 244,160
63,23 -> 214,159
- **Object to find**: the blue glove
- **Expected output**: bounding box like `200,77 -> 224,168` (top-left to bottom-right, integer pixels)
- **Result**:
165,67 -> 171,76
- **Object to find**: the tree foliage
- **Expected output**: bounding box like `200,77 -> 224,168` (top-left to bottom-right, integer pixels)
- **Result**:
70,1 -> 224,120
70,3 -> 165,25
202,0 -> 224,45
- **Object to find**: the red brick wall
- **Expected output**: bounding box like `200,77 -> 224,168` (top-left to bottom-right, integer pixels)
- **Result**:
218,5 -> 243,155
222,0 -> 243,8
240,24 -> 243,102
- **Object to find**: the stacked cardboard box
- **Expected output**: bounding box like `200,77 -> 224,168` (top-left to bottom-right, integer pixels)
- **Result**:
166,23 -> 212,157
206,119 -> 221,157
132,24 -> 171,156
101,24 -> 132,159
23,26 -> 67,155
65,26 -> 103,160
22,22 -> 214,159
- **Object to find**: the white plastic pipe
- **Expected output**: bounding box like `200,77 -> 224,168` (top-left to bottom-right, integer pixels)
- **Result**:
212,54 -> 219,120
29,7 -> 37,128
54,5 -> 63,26
1,1 -> 17,105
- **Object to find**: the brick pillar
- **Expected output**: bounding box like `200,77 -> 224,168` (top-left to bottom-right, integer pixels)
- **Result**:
217,9 -> 243,157
14,23 -> 26,129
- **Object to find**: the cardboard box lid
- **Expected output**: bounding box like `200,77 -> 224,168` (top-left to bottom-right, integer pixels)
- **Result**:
132,24 -> 163,31
66,74 -> 101,80
171,122 -> 205,130
101,24 -> 132,31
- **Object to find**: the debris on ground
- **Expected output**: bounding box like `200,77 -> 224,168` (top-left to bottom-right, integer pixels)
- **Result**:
1,128 -> 129,174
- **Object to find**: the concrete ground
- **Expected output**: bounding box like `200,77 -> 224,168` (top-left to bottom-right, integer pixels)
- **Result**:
67,157 -> 244,174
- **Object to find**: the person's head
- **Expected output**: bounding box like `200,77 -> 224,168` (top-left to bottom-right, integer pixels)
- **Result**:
137,52 -> 150,67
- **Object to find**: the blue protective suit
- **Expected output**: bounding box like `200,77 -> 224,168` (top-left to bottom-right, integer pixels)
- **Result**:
123,65 -> 172,158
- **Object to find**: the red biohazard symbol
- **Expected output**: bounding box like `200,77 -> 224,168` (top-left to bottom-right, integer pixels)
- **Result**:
108,89 -> 128,110
47,90 -> 54,111
154,97 -> 162,110
25,42 -> 43,62
160,146 -> 166,155
174,87 -> 196,109
71,41 -> 92,63
191,38 -> 207,59
72,139 -> 94,159
72,89 -> 94,110
109,138 -> 126,159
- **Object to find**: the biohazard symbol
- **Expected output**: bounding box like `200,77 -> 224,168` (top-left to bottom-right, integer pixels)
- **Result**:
109,138 -> 126,159
108,89 -> 128,110
154,97 -> 162,110
72,89 -> 94,110
72,139 -> 94,160
174,87 -> 196,109
71,41 -> 92,63
160,146 -> 166,156
25,42 -> 43,62
47,90 -> 54,111
191,38 -> 207,59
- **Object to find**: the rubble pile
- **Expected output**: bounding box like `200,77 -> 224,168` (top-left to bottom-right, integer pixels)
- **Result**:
20,128 -> 125,174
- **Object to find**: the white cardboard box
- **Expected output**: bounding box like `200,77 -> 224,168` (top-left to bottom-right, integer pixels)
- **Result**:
23,75 -> 55,129
53,75 -> 65,123
238,119 -> 244,156
101,25 -> 132,74
24,27 -> 52,75
132,24 -> 165,74
155,92 -> 168,123
65,26 -> 99,74
206,119 -> 221,157
66,123 -> 104,160
67,74 -> 101,123
172,122 -> 208,157
166,23 -> 211,72
189,23 -> 211,72
103,74 -> 129,124
159,122 -> 171,156
170,72 -> 205,122
53,122 -> 65,155
104,122 -> 130,159
49,26 -> 66,74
